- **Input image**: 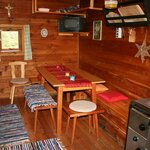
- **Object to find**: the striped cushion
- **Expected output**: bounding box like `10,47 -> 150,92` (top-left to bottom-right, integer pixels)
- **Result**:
2,138 -> 64,150
0,104 -> 29,147
24,84 -> 57,112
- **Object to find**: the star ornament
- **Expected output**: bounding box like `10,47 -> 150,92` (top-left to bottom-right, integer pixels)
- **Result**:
134,32 -> 150,63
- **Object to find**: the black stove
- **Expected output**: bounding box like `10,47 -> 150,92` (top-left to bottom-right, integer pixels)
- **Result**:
125,98 -> 150,150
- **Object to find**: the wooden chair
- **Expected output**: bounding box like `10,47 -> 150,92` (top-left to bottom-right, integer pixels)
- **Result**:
9,61 -> 30,104
63,100 -> 104,144
24,84 -> 57,133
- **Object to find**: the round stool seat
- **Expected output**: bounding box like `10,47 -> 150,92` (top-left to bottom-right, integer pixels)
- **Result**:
69,100 -> 97,112
11,78 -> 29,84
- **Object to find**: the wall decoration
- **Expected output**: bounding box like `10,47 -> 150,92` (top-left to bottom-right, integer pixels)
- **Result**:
128,28 -> 136,43
40,28 -> 48,38
93,20 -> 102,40
134,30 -> 150,63
5,0 -> 13,18
116,27 -> 123,38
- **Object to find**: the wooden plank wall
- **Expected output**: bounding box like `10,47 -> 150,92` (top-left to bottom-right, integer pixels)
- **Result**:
1,0 -> 150,99
79,9 -> 150,99
0,0 -> 79,98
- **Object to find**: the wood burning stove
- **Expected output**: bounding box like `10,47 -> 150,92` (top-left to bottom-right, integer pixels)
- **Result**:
125,98 -> 150,150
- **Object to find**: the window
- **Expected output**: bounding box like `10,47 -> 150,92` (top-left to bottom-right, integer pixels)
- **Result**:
0,24 -> 24,53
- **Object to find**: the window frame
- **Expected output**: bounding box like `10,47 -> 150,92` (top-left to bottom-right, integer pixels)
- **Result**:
0,24 -> 24,54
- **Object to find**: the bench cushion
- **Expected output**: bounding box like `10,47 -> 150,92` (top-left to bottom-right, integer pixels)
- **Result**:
10,78 -> 29,84
24,84 -> 57,112
97,90 -> 128,102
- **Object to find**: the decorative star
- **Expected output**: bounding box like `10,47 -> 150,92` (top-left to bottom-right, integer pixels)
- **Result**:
134,31 -> 150,63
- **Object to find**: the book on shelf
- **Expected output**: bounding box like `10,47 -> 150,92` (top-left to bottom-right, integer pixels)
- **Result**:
118,4 -> 147,22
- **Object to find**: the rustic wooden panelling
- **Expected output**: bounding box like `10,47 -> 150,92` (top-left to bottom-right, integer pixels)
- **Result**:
0,0 -> 79,98
79,6 -> 150,143
0,0 -> 79,19
79,10 -> 150,99
36,0 -> 78,10
97,98 -> 130,146
0,0 -> 149,146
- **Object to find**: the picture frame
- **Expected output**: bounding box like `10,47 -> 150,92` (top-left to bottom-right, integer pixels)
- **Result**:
93,20 -> 102,40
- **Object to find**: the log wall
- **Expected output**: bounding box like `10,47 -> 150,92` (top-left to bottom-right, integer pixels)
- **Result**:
79,11 -> 150,99
1,0 -> 149,146
78,4 -> 150,144
1,0 -> 150,99
0,0 -> 79,98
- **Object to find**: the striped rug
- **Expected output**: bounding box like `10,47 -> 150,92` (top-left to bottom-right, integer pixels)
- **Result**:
1,138 -> 65,150
0,104 -> 29,147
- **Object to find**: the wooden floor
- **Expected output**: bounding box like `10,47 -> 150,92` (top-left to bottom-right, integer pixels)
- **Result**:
0,97 -> 123,150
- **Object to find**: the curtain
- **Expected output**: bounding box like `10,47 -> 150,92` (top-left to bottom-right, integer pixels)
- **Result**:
24,25 -> 32,60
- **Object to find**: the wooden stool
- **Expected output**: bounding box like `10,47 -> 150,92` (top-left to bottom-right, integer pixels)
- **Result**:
24,84 -> 57,133
63,100 -> 104,144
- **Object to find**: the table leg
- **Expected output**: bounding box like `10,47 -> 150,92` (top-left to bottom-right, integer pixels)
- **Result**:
91,84 -> 96,128
66,92 -> 71,102
41,76 -> 45,85
92,84 -> 96,103
56,86 -> 63,135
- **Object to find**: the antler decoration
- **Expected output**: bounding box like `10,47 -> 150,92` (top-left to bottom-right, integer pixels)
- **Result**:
134,30 -> 150,63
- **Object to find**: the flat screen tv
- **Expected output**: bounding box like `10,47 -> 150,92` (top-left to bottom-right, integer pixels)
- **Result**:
58,16 -> 84,32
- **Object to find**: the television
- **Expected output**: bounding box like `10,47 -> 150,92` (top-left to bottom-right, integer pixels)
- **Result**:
58,16 -> 84,32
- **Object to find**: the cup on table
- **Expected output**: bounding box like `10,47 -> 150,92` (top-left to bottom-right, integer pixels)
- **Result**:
70,75 -> 75,81
65,72 -> 70,77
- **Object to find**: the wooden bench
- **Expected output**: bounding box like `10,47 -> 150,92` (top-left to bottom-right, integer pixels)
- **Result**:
82,84 -> 130,146
29,77 -> 57,96
23,84 -> 57,133
97,96 -> 130,146
72,84 -> 109,100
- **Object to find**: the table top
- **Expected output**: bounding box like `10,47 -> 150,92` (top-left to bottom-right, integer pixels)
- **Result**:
37,66 -> 105,88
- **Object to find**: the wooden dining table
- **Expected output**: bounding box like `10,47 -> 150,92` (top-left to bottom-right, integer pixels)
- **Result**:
36,65 -> 105,135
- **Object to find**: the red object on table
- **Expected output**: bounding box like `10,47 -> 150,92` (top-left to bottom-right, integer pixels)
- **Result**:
45,65 -> 92,87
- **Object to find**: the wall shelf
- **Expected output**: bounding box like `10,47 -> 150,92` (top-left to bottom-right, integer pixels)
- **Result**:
71,7 -> 103,13
32,0 -> 86,17
58,32 -> 89,36
32,0 -> 102,18
103,0 -> 150,27
33,10 -> 86,18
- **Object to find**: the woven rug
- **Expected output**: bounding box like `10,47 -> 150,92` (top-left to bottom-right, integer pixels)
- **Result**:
1,138 -> 65,150
0,104 -> 29,147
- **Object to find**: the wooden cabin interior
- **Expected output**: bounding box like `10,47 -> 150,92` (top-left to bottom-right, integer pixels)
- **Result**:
0,0 -> 150,149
